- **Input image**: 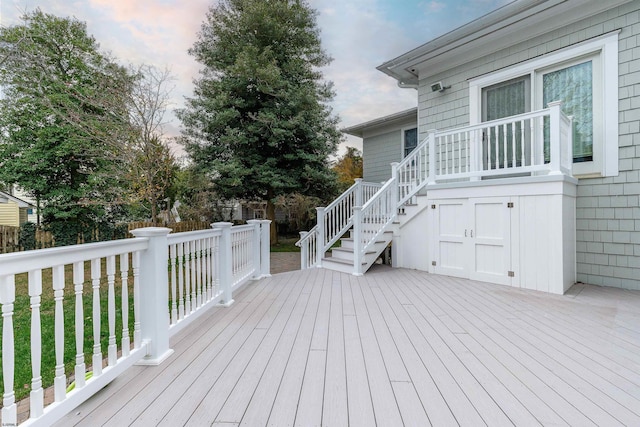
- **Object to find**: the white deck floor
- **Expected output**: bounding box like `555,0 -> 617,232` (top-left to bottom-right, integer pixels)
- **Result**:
57,266 -> 640,426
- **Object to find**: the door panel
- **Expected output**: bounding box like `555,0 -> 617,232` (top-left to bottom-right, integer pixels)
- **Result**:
433,200 -> 468,278
469,198 -> 511,285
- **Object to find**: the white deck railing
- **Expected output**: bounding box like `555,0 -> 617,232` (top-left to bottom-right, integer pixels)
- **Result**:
0,220 -> 270,426
295,179 -> 382,268
300,102 -> 573,275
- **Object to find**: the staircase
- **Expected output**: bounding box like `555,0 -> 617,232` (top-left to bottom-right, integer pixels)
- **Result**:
321,223 -> 396,274
296,132 -> 431,275
297,103 -> 574,276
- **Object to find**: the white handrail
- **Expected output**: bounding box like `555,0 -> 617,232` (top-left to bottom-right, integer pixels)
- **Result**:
0,222 -> 271,426
296,179 -> 382,269
353,177 -> 398,275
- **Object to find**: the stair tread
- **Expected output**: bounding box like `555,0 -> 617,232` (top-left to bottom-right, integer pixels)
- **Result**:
331,247 -> 376,255
322,257 -> 367,266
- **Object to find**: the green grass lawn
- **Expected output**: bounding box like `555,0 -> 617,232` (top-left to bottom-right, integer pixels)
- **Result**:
1,261 -> 134,401
270,236 -> 301,252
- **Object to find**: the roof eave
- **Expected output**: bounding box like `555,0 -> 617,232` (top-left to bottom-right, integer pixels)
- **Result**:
341,107 -> 418,138
377,0 -> 633,84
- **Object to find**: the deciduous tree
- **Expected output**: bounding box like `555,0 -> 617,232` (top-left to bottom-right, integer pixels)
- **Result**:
333,146 -> 363,192
0,10 -> 134,245
178,0 -> 341,242
127,65 -> 179,224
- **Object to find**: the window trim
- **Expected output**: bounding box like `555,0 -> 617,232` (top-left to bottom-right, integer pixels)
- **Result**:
468,31 -> 619,178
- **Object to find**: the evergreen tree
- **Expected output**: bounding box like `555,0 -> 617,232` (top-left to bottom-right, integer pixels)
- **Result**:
178,0 -> 341,242
0,10 -> 134,245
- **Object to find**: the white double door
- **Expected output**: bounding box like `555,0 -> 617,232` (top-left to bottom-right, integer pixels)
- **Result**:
432,197 -> 512,285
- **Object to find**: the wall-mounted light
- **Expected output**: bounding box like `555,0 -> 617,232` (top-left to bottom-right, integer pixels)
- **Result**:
430,81 -> 451,92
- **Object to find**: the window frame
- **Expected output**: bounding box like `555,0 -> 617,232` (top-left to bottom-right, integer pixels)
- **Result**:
401,126 -> 418,158
468,31 -> 619,178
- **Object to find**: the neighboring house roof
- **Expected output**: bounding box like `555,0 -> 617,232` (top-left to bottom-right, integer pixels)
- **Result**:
377,0 -> 634,86
0,191 -> 35,208
341,107 -> 417,138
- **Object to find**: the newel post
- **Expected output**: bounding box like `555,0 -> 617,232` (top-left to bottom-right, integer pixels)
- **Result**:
391,162 -> 399,205
427,129 -> 437,185
354,178 -> 363,207
548,101 -> 563,175
130,227 -> 174,365
212,222 -> 234,306
299,231 -> 309,269
247,220 -> 262,279
353,206 -> 363,276
260,220 -> 271,277
316,207 -> 325,268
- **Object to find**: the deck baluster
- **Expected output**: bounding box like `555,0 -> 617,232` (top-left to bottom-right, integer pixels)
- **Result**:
120,254 -> 130,357
1,275 -> 16,425
184,241 -> 191,314
133,252 -> 141,349
107,256 -> 117,366
53,265 -> 66,402
169,244 -> 178,324
91,259 -> 103,376
72,263 -> 86,391
177,243 -> 185,319
30,269 -> 44,417
190,240 -> 197,309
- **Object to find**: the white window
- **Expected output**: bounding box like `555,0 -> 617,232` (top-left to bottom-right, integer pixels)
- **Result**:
469,32 -> 618,178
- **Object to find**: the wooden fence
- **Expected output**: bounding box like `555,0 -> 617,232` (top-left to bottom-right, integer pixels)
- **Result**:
0,221 -> 212,254
0,225 -> 20,254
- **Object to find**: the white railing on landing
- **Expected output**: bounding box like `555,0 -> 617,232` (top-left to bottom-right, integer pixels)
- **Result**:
300,101 -> 573,275
295,179 -> 382,268
0,220 -> 270,426
397,101 -> 573,204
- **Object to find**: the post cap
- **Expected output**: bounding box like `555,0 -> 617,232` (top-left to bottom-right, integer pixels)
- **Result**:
130,227 -> 172,237
211,222 -> 233,229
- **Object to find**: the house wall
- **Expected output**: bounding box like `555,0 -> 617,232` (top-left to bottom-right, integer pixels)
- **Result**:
0,201 -> 20,227
362,118 -> 416,183
416,3 -> 640,290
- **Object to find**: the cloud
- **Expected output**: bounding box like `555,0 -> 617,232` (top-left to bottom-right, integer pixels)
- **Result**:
423,1 -> 446,13
1,0 -> 503,156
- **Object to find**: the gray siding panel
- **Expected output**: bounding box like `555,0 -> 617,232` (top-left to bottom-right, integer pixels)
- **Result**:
417,3 -> 640,290
363,130 -> 402,183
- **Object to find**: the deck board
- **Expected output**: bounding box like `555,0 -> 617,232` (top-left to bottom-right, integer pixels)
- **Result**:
56,266 -> 640,427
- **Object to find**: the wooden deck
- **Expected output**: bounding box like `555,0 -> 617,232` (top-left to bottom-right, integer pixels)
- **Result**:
57,266 -> 640,426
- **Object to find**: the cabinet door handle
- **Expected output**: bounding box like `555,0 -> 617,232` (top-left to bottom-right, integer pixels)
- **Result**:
464,229 -> 467,237
471,230 -> 474,238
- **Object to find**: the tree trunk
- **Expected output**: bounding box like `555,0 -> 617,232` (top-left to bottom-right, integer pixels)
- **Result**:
151,196 -> 158,226
266,197 -> 277,245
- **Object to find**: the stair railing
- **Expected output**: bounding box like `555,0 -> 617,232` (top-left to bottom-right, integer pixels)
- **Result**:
396,130 -> 435,206
353,173 -> 398,275
296,179 -> 382,268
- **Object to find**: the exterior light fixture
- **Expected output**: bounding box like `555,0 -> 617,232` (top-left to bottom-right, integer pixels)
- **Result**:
430,81 -> 451,92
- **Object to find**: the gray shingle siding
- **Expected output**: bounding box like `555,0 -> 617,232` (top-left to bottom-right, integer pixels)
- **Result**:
363,130 -> 403,183
417,3 -> 640,290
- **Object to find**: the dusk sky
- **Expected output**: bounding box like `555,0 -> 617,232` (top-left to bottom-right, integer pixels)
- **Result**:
0,0 -> 510,156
